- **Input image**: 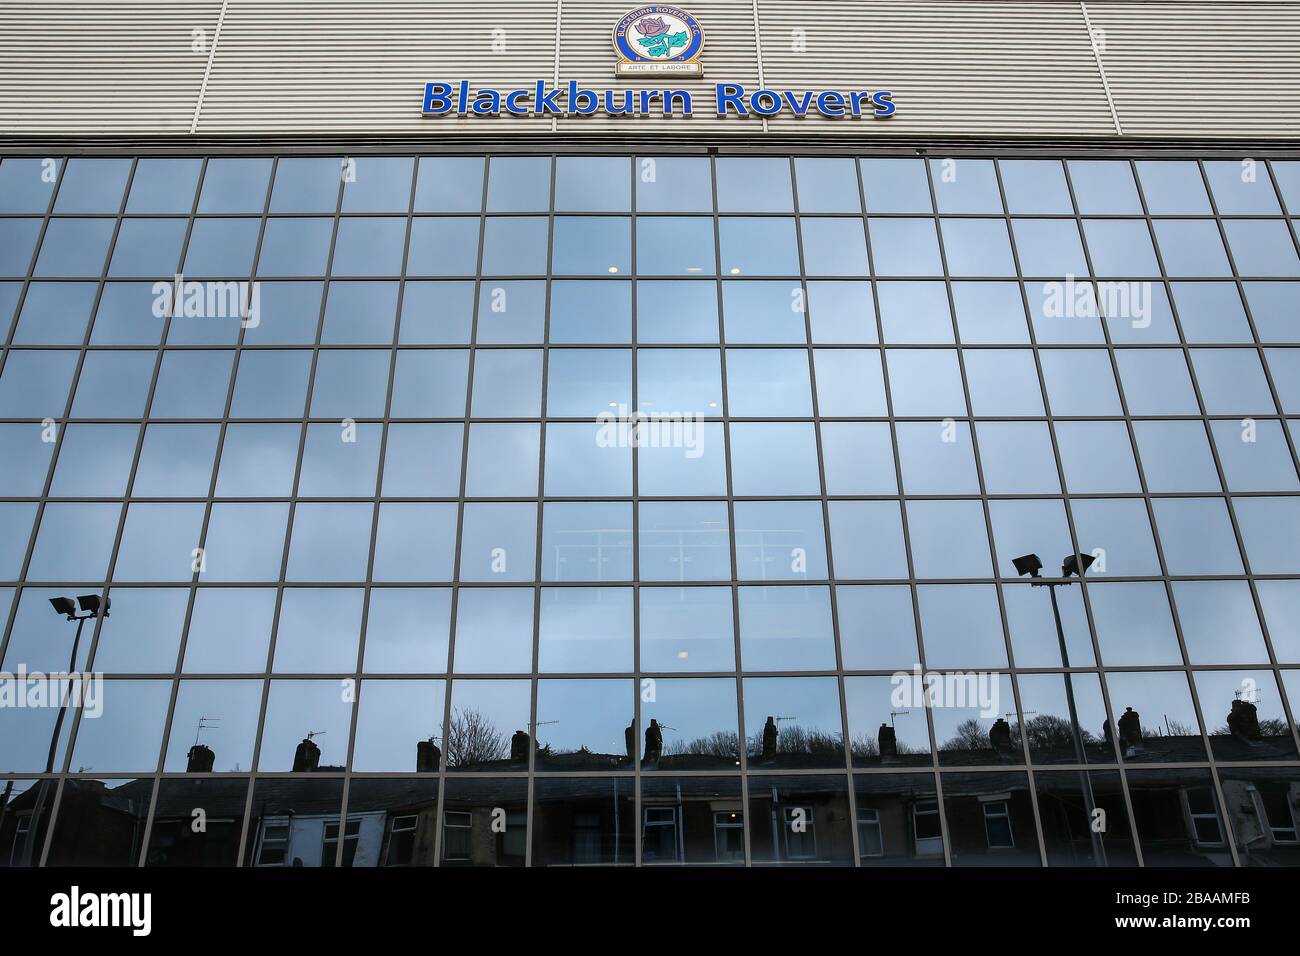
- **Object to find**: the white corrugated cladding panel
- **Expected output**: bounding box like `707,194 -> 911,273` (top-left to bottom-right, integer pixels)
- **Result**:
2,0 -> 1300,138
1086,0 -> 1300,137
0,1 -> 222,134
556,0 -> 760,133
199,0 -> 557,132
758,0 -> 1114,136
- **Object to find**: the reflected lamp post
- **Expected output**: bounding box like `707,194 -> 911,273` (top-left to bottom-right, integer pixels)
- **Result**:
1013,553 -> 1107,867
23,594 -> 110,866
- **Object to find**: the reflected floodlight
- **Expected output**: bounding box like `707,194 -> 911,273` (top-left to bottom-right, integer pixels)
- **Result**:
1062,553 -> 1096,578
77,594 -> 109,616
1012,553 -> 1043,578
48,597 -> 77,619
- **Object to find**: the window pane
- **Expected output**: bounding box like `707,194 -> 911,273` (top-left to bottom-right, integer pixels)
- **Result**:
905,500 -> 992,578
1133,420 -> 1221,492
743,677 -> 844,769
801,218 -> 868,276
716,158 -> 793,212
1012,219 -> 1087,277
1000,159 -> 1072,214
869,219 -> 943,277
392,349 -> 469,417
13,282 -> 97,346
636,280 -> 718,343
635,156 -> 713,212
453,588 -> 534,673
738,585 -> 835,670
729,423 -> 820,496
897,420 -> 979,494
918,584 -> 1006,666
555,156 -> 630,212
940,219 -> 1015,276
827,501 -> 907,579
639,587 -> 735,671
553,216 -> 630,275
636,216 -> 715,275
837,585 -> 919,669
538,587 -> 633,673
930,159 -> 1002,213
54,158 -> 132,213
977,422 -> 1061,494
638,500 -> 729,582
886,349 -> 966,416
820,422 -> 896,495
486,157 -> 551,212
549,280 -> 631,344
269,157 -> 342,212
964,349 -> 1045,415
1152,220 -> 1231,277
719,218 -> 799,275
861,158 -> 932,213
362,588 -> 453,674
1068,160 -> 1142,214
459,502 -> 537,582
1135,161 -> 1211,214
198,158 -> 272,213
353,679 -> 446,771
415,156 -> 484,212
340,156 -> 413,213
722,281 -> 806,344
734,501 -> 828,581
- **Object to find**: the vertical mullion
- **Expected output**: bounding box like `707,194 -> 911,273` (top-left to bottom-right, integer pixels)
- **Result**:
433,153 -> 491,868
867,157 -> 952,868
789,156 -> 861,866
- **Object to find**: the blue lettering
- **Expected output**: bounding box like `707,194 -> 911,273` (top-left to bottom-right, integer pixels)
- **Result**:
716,83 -> 747,115
663,89 -> 692,114
871,91 -> 896,117
471,89 -> 500,114
604,89 -> 634,114
749,89 -> 782,115
781,90 -> 814,115
815,91 -> 846,116
423,83 -> 452,115
849,91 -> 871,116
505,89 -> 531,115
457,80 -> 470,114
567,81 -> 598,114
534,80 -> 563,114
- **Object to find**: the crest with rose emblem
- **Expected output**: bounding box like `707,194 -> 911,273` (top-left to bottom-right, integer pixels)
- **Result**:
613,5 -> 705,77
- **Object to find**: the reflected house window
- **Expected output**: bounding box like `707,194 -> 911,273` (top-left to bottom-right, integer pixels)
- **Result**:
145,779 -> 248,867
441,777 -> 527,867
748,775 -> 852,866
1126,769 -> 1232,867
942,772 -> 1040,867
532,777 -> 634,866
640,777 -> 743,865
246,778 -> 344,867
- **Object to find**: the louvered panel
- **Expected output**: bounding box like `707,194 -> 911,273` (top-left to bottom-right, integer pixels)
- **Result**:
0,1 -> 222,134
1086,1 -> 1300,137
759,0 -> 1114,136
199,0 -> 558,133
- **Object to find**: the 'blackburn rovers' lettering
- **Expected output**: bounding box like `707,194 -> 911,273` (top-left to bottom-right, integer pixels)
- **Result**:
422,81 -> 896,118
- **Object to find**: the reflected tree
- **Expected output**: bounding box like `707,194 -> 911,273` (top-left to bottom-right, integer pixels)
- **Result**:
444,707 -> 508,768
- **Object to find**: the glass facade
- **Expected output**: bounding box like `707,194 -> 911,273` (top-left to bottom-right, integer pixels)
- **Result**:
1,152 -> 1299,867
